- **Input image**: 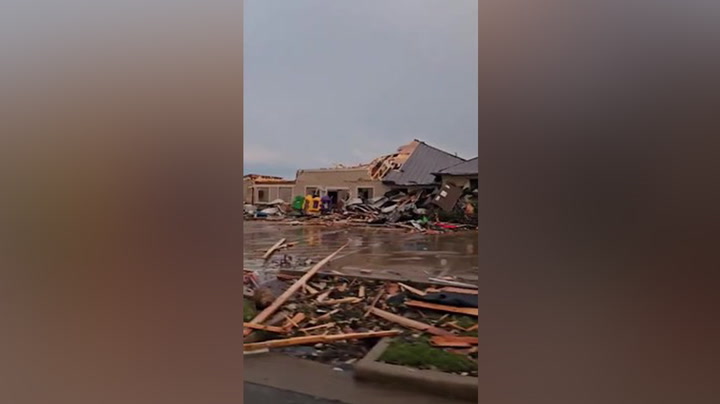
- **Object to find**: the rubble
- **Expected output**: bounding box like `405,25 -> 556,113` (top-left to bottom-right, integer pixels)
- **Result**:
244,187 -> 478,233
243,245 -> 479,376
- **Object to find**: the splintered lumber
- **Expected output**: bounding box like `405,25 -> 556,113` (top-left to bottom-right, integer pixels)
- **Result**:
465,324 -> 478,332
430,335 -> 479,347
299,322 -> 336,333
243,330 -> 400,352
243,323 -> 287,334
282,313 -> 306,330
428,277 -> 477,289
363,291 -> 385,318
316,289 -> 333,302
317,297 -> 362,306
440,286 -> 478,295
398,282 -> 426,296
405,300 -> 479,316
368,307 -> 453,336
263,238 -> 287,260
314,309 -> 340,323
303,284 -> 319,295
244,243 -> 349,336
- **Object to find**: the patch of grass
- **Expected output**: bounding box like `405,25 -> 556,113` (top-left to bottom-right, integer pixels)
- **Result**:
379,338 -> 476,373
452,315 -> 476,329
243,299 -> 257,322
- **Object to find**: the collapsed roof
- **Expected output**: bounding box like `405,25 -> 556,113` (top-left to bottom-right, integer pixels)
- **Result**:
381,141 -> 466,186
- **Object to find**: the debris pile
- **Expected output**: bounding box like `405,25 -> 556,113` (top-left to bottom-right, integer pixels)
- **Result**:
245,187 -> 478,233
244,244 -> 478,376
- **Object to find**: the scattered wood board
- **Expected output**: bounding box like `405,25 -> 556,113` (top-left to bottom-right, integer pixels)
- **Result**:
430,335 -> 479,347
317,297 -> 362,306
243,323 -> 287,334
263,238 -> 287,260
440,286 -> 478,295
363,291 -> 385,318
398,282 -> 426,296
405,300 -> 478,316
428,277 -> 477,289
244,330 -> 400,352
368,307 -> 453,336
244,243 -> 349,337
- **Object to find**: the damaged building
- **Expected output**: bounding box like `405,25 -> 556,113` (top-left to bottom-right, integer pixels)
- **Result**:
245,140 -> 472,208
433,157 -> 478,190
381,140 -> 466,192
243,174 -> 296,205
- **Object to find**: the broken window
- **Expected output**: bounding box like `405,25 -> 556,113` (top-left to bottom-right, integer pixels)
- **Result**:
257,187 -> 269,203
357,187 -> 374,200
305,187 -> 318,196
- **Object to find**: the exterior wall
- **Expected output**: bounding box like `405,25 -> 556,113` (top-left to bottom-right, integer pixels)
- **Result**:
251,185 -> 295,203
243,178 -> 253,204
294,168 -> 389,199
440,175 -> 477,189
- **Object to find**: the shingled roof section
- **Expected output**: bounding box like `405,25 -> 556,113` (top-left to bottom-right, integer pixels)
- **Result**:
382,141 -> 466,186
434,157 -> 478,176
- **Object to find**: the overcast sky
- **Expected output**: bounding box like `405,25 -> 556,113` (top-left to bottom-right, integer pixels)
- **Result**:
244,0 -> 478,178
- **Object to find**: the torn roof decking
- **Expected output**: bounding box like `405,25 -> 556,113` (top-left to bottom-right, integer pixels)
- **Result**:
433,157 -> 478,177
382,141 -> 466,186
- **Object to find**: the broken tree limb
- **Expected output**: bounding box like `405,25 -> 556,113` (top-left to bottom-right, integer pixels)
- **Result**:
244,243 -> 349,336
243,330 -> 400,352
368,307 -> 453,336
263,238 -> 287,261
405,300 -> 479,316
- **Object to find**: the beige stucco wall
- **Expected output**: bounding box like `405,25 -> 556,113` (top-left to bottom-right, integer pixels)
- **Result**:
294,168 -> 389,199
251,184 -> 295,203
243,178 -> 253,204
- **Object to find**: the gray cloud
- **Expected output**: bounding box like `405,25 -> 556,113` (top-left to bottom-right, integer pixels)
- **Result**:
244,0 -> 477,178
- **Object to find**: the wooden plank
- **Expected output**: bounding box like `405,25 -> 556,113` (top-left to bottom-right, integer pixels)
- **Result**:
358,286 -> 365,298
282,313 -> 306,331
398,282 -> 426,296
313,309 -> 339,323
299,322 -> 336,333
317,297 -> 362,306
368,307 -> 453,336
244,243 -> 349,336
263,238 -> 287,260
465,324 -> 478,332
440,287 -> 478,295
244,330 -> 400,352
363,291 -> 385,318
427,277 -> 477,289
430,335 -> 479,347
405,300 -> 478,316
243,323 -> 287,334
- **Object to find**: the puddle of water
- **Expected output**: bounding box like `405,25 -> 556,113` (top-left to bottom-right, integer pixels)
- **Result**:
244,221 -> 478,283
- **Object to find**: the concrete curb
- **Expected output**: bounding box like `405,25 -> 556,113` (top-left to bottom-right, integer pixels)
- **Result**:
354,338 -> 478,402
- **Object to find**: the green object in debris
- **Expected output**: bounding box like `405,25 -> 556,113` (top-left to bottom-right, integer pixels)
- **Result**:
379,338 -> 477,373
420,216 -> 429,224
243,299 -> 257,322
292,195 -> 305,210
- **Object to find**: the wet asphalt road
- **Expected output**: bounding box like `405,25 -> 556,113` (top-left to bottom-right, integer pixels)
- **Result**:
245,383 -> 346,404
